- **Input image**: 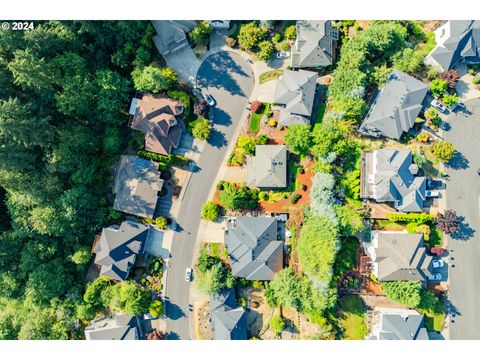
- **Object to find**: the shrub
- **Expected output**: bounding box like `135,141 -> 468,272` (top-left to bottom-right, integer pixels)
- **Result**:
413,153 -> 427,168
225,36 -> 236,47
301,184 -> 307,191
431,140 -> 456,162
70,246 -> 92,265
416,133 -> 430,143
284,25 -> 296,40
257,40 -> 274,61
415,224 -> 431,240
381,281 -> 422,308
155,216 -> 168,229
435,209 -> 460,234
385,213 -> 435,224
189,21 -> 212,45
272,33 -> 282,43
424,107 -> 439,121
216,181 -> 226,191
284,125 -> 312,156
219,183 -> 258,211
270,315 -> 286,335
443,94 -> 459,108
251,101 -> 262,113
268,118 -> 277,127
252,280 -> 265,289
238,297 -> 247,308
193,100 -> 210,117
440,69 -> 460,88
430,78 -> 448,97
149,299 -> 164,318
201,201 -> 220,222
237,22 -> 266,51
290,193 -> 302,204
473,74 -> 480,84
257,134 -> 269,144
192,118 -> 211,141
258,191 -> 268,201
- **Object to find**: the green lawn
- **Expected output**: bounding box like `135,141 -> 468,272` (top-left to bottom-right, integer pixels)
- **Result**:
375,220 -> 406,231
423,301 -> 446,332
313,102 -> 327,132
339,295 -> 368,340
249,103 -> 270,133
259,69 -> 284,84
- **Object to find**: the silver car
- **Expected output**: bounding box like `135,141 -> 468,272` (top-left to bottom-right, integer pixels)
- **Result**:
185,267 -> 193,282
203,92 -> 215,106
430,99 -> 447,113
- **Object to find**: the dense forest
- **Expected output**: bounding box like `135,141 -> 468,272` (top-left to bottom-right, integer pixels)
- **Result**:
0,21 -> 156,339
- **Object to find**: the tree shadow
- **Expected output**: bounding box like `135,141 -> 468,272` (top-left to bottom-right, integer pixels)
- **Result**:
207,128 -> 227,149
165,299 -> 186,321
196,51 -> 253,97
165,331 -> 180,340
446,151 -> 470,170
212,107 -> 233,127
450,216 -> 476,241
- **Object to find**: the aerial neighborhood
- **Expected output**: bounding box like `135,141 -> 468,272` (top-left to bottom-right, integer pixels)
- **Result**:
1,19 -> 480,341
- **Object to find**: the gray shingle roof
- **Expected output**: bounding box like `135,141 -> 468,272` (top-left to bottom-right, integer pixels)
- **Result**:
375,311 -> 428,340
246,145 -> 287,188
291,20 -> 336,68
225,217 -> 283,281
113,155 -> 163,219
94,221 -> 149,281
210,288 -> 247,340
274,69 -> 317,127
360,70 -> 428,139
370,231 -> 432,282
151,20 -> 196,56
85,314 -> 141,340
426,20 -> 480,71
361,149 -> 426,212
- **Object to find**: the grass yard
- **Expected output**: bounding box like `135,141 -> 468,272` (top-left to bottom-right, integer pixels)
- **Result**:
259,69 -> 284,84
313,102 -> 327,132
339,295 -> 368,340
374,220 -> 406,231
249,103 -> 270,133
423,301 -> 446,332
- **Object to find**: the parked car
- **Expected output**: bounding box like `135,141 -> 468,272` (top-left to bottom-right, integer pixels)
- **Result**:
203,92 -> 215,106
276,51 -> 290,59
432,259 -> 445,268
428,273 -> 442,281
430,99 -> 447,113
185,267 -> 193,282
425,190 -> 440,197
427,179 -> 443,189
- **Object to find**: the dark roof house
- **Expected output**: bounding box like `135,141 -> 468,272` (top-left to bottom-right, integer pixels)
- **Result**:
291,20 -> 337,68
210,288 -> 247,340
93,220 -> 149,281
359,70 -> 429,139
151,20 -> 196,57
273,69 -> 318,127
367,308 -> 429,340
113,155 -> 164,219
246,145 -> 287,189
225,217 -> 283,281
129,93 -> 183,155
360,149 -> 426,213
85,314 -> 142,340
426,20 -> 480,72
363,231 -> 433,283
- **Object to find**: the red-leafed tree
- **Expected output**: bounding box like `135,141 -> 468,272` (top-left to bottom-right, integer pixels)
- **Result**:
441,70 -> 460,88
146,329 -> 165,340
435,209 -> 460,234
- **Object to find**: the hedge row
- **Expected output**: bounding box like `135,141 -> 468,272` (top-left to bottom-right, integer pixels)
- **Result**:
138,150 -> 190,170
385,213 -> 436,224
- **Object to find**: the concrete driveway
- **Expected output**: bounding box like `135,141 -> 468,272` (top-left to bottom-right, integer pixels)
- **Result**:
455,63 -> 480,101
444,98 -> 480,339
164,51 -> 254,340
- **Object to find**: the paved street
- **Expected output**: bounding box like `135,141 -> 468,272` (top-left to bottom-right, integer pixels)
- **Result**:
444,98 -> 480,339
164,51 -> 254,339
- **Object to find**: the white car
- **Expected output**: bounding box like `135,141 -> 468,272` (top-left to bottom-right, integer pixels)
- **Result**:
203,92 -> 215,106
425,190 -> 440,198
185,267 -> 193,282
432,259 -> 445,268
428,273 -> 442,281
430,99 -> 447,113
276,51 -> 290,59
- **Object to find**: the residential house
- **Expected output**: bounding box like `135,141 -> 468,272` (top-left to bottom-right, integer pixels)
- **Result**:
113,155 -> 164,219
360,149 -> 427,213
151,20 -> 196,57
367,308 -> 429,340
291,20 -> 337,69
425,20 -> 480,72
128,93 -> 183,156
225,217 -> 283,281
93,220 -> 149,282
273,69 -> 318,127
210,288 -> 247,340
246,145 -> 287,189
85,314 -> 142,340
363,231 -> 433,283
359,69 -> 429,139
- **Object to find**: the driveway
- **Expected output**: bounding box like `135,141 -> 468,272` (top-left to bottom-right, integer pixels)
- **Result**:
455,63 -> 480,102
164,51 -> 254,340
444,98 -> 480,339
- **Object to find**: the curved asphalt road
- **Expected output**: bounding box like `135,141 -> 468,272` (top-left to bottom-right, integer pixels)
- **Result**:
164,51 -> 254,340
444,98 -> 480,339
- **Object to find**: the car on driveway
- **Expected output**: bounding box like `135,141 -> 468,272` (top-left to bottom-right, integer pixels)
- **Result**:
427,179 -> 443,189
428,273 -> 442,281
185,267 -> 193,282
431,99 -> 447,113
203,92 -> 215,106
276,51 -> 290,59
432,259 -> 445,268
426,190 -> 440,197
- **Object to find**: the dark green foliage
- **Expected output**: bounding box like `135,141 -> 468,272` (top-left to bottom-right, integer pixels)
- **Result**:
332,237 -> 358,281
381,281 -> 422,308
137,150 -> 190,168
290,193 -> 302,204
0,21 -> 156,339
284,125 -> 312,156
218,182 -> 259,211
